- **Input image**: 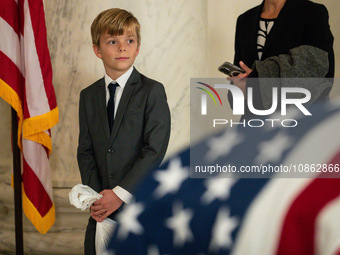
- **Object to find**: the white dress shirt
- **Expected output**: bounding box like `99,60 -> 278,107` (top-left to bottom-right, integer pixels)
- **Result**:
104,66 -> 134,204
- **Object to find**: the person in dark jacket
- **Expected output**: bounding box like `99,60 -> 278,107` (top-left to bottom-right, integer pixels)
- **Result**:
228,0 -> 334,118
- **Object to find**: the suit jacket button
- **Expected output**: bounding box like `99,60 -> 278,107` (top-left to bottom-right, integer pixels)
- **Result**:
109,174 -> 114,178
108,149 -> 113,153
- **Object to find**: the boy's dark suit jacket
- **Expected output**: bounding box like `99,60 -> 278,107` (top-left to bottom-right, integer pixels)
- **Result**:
77,67 -> 170,254
229,0 -> 334,118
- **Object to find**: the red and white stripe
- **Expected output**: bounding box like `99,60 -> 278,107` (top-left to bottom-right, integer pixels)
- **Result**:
316,195 -> 340,255
232,111 -> 340,255
0,0 -> 58,234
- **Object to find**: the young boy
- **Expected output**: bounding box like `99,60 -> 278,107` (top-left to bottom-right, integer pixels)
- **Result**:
77,8 -> 171,254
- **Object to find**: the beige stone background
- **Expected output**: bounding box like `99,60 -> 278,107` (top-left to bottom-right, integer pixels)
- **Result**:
0,0 -> 338,254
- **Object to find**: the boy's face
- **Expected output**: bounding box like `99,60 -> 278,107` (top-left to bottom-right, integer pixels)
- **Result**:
93,29 -> 140,79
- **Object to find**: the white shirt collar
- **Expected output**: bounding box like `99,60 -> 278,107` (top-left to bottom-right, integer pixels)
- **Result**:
104,66 -> 134,90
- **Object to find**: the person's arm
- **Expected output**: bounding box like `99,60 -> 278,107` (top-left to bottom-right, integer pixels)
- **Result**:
228,17 -> 252,108
303,4 -> 334,78
228,16 -> 241,110
227,61 -> 252,97
233,16 -> 242,67
77,91 -> 103,193
119,83 -> 171,192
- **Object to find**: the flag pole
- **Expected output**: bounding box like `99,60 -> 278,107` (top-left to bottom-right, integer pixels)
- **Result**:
11,107 -> 24,255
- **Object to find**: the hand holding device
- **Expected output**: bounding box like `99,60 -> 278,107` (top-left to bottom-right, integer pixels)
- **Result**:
218,61 -> 246,77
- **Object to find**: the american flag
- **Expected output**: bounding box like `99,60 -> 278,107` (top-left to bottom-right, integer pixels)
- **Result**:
106,101 -> 340,255
0,0 -> 58,233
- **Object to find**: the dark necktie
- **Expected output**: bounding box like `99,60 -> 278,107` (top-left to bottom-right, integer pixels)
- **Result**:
107,82 -> 118,133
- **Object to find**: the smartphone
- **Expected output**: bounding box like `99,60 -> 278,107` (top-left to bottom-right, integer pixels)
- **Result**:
218,62 -> 246,77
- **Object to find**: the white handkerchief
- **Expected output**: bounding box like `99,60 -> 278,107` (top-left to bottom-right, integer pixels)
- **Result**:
69,184 -> 117,254
69,184 -> 102,210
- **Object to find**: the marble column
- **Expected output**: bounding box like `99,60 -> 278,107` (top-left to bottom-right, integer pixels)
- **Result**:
0,0 -> 207,254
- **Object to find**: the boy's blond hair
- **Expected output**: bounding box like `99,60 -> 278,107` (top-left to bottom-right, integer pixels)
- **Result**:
91,8 -> 141,46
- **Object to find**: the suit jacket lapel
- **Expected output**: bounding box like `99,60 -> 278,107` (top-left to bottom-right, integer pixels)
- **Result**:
109,68 -> 140,145
244,2 -> 263,64
251,4 -> 263,62
97,78 -> 110,140
261,0 -> 295,59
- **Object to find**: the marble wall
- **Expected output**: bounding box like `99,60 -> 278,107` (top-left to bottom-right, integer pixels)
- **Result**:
0,0 -> 339,254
